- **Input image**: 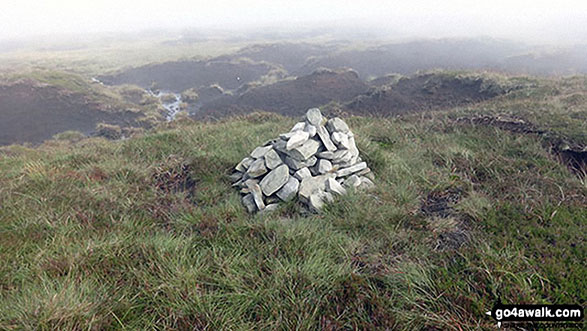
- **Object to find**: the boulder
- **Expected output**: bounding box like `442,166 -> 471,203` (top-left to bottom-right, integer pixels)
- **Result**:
260,164 -> 290,196
250,145 -> 272,159
287,139 -> 321,161
336,162 -> 367,177
294,167 -> 312,180
325,178 -> 347,195
306,108 -> 323,126
264,148 -> 283,169
286,130 -> 310,150
276,176 -> 299,201
326,117 -> 350,133
247,158 -> 268,178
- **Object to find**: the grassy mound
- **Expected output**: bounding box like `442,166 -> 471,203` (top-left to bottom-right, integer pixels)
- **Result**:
1,95 -> 584,329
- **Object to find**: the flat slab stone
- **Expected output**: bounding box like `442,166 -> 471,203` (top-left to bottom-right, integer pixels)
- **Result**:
286,131 -> 310,150
242,194 -> 257,213
290,122 -> 306,132
235,157 -> 254,172
306,108 -> 324,126
326,117 -> 350,133
248,182 -> 265,210
260,164 -> 290,196
309,191 -> 334,212
343,174 -> 361,188
285,155 -> 317,170
331,132 -> 350,149
294,167 -> 312,180
276,176 -> 299,201
304,123 -> 317,137
336,162 -> 367,177
317,159 -> 333,174
246,158 -> 268,178
325,177 -> 347,195
264,148 -> 283,170
287,139 -> 320,161
316,125 -> 337,152
250,145 -> 272,158
298,174 -> 333,202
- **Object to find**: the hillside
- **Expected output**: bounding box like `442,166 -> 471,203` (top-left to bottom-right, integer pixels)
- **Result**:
0,73 -> 585,329
0,71 -> 163,145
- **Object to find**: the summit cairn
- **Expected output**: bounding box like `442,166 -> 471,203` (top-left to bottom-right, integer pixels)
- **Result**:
231,108 -> 375,213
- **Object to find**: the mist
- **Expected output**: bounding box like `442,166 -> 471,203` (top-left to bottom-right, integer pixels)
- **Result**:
2,0 -> 586,44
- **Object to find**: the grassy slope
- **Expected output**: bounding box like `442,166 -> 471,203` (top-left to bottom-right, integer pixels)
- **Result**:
0,77 -> 585,330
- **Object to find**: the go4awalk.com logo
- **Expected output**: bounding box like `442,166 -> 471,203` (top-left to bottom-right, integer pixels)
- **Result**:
486,301 -> 583,328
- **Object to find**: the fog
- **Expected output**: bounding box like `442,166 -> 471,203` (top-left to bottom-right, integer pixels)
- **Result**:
1,0 -> 586,44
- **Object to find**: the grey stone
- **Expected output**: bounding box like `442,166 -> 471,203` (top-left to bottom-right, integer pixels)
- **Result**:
306,108 -> 323,126
326,117 -> 350,133
317,159 -> 333,174
235,157 -> 254,172
260,203 -> 280,214
316,151 -> 335,159
279,132 -> 297,140
304,123 -> 317,137
336,162 -> 367,177
229,172 -> 243,182
242,194 -> 257,213
343,175 -> 361,188
287,139 -> 321,161
331,150 -> 353,165
308,191 -> 334,212
331,132 -> 350,149
276,176 -> 299,201
358,176 -> 375,190
246,158 -> 268,178
285,155 -> 317,170
325,178 -> 347,195
316,125 -> 337,151
248,182 -> 265,210
290,122 -> 306,132
264,149 -> 283,169
250,145 -> 272,159
272,139 -> 287,153
294,167 -> 312,180
286,131 -> 310,150
260,165 -> 289,196
298,175 -> 333,202
356,167 -> 372,177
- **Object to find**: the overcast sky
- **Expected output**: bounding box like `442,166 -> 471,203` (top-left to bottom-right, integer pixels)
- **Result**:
2,0 -> 586,43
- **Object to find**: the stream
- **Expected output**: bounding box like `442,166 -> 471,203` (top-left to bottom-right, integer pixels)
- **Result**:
147,89 -> 182,121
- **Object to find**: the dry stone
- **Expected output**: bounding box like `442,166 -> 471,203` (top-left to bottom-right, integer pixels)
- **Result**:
234,108 -> 375,213
260,164 -> 289,196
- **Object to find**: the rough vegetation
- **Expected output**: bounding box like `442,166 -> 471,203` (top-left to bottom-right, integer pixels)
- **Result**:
1,71 -> 585,328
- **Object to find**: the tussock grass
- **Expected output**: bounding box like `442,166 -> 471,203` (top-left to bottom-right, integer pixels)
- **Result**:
1,80 -> 586,329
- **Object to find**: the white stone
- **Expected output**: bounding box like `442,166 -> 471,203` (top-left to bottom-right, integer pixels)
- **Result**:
316,125 -> 337,151
316,151 -> 335,159
306,108 -> 323,126
285,155 -> 317,170
358,176 -> 375,190
248,182 -> 265,210
264,149 -> 283,169
246,158 -> 268,178
286,130 -> 310,150
331,132 -> 350,149
276,176 -> 299,201
250,145 -> 272,158
317,159 -> 333,174
336,162 -> 367,177
325,178 -> 347,195
294,167 -> 312,180
242,194 -> 257,213
309,191 -> 334,212
343,175 -> 361,189
290,122 -> 306,131
298,174 -> 333,202
326,117 -> 350,133
304,123 -> 317,137
235,157 -> 254,172
287,139 -> 320,161
260,165 -> 290,196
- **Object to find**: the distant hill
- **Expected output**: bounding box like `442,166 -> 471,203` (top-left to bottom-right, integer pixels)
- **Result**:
196,69 -> 369,119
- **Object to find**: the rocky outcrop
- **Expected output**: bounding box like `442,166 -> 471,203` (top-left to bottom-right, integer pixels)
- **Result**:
230,108 -> 375,213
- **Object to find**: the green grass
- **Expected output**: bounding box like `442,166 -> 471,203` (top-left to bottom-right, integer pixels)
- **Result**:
1,89 -> 585,330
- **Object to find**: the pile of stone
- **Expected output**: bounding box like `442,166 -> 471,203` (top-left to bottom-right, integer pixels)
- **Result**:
230,108 -> 374,213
